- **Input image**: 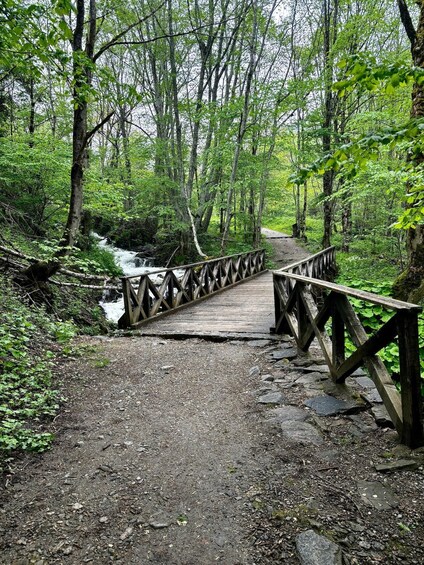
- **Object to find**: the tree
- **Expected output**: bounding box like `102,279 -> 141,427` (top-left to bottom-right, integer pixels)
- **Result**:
394,0 -> 424,301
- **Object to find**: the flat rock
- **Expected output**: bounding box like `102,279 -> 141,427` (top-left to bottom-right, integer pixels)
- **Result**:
300,364 -> 330,374
266,406 -> 308,423
256,384 -> 278,393
257,392 -> 284,405
269,348 -> 297,361
357,480 -> 398,510
260,374 -> 275,382
295,372 -> 327,385
292,358 -> 315,367
361,388 -> 383,404
375,459 -> 419,473
355,376 -> 375,389
304,395 -> 359,416
371,405 -> 394,428
248,340 -> 271,347
296,529 -> 342,565
249,366 -> 260,377
280,421 -> 324,446
351,368 -> 366,377
348,414 -> 378,433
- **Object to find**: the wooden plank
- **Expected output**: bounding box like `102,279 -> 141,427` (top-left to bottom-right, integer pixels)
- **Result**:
274,278 -> 297,335
125,248 -> 265,280
131,271 -> 272,331
299,292 -> 333,351
275,247 -> 335,274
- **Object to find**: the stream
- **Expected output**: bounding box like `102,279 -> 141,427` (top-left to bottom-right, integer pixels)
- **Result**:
94,234 -> 161,323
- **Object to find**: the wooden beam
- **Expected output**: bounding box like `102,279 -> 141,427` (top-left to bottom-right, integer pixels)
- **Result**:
397,310 -> 424,448
334,313 -> 399,383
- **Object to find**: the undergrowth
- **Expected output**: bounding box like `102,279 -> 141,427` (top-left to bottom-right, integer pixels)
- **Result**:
0,276 -> 76,470
337,279 -> 424,390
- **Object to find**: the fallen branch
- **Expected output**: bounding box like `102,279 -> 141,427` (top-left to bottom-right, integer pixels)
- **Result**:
0,255 -> 26,270
49,279 -> 121,291
0,244 -> 118,282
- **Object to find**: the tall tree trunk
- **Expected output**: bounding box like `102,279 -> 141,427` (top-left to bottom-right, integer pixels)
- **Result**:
394,0 -> 424,301
20,0 -> 96,282
321,0 -> 337,248
28,77 -> 35,146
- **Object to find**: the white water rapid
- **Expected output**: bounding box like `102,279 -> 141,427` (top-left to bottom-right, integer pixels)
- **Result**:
94,234 -> 161,323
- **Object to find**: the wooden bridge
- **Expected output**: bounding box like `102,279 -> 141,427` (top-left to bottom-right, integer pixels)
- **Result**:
119,247 -> 423,448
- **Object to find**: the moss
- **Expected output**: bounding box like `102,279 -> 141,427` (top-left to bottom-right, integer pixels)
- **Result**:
393,268 -> 424,303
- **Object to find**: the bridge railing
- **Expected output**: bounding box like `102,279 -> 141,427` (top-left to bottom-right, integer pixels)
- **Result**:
119,248 -> 266,329
275,246 -> 336,279
273,249 -> 423,448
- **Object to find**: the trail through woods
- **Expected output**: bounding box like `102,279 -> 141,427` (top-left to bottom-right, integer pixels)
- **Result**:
1,232 -> 424,565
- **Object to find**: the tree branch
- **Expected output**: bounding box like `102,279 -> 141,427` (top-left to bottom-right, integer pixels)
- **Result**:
93,1 -> 167,62
0,244 -> 118,282
84,111 -> 115,145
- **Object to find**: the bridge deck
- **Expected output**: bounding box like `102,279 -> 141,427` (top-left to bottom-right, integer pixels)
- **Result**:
133,272 -> 275,340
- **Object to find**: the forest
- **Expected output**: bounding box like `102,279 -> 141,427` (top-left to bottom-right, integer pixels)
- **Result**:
0,0 -> 423,458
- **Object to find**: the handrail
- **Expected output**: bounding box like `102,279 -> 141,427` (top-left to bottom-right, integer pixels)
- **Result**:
123,248 -> 265,280
277,246 -> 336,273
278,272 -> 422,311
119,248 -> 266,329
273,252 -> 423,448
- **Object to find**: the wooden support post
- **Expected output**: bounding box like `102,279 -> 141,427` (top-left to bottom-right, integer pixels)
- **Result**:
120,277 -> 133,328
273,276 -> 291,335
168,276 -> 175,309
397,310 -> 424,448
332,299 -> 345,369
296,283 -> 308,349
273,275 -> 282,334
141,279 -> 150,319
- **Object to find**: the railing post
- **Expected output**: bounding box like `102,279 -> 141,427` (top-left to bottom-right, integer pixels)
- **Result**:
332,297 -> 345,369
141,277 -> 150,319
397,310 -> 424,448
168,275 -> 175,309
272,274 -> 281,334
296,282 -> 308,348
121,277 -> 133,327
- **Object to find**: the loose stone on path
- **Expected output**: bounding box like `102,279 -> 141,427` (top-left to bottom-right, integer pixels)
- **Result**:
266,405 -> 309,423
375,459 -> 419,473
305,395 -> 360,417
296,529 -> 343,565
280,421 -> 324,446
357,480 -> 398,510
257,392 -> 285,405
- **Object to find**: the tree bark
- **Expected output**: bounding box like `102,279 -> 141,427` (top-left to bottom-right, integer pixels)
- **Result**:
394,0 -> 424,301
321,0 -> 337,248
20,0 -> 96,282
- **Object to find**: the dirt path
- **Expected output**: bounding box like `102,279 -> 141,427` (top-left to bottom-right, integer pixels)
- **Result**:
1,233 -> 424,565
261,228 -> 309,266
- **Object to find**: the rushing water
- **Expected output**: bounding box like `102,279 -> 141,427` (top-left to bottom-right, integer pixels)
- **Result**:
94,234 -> 161,323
